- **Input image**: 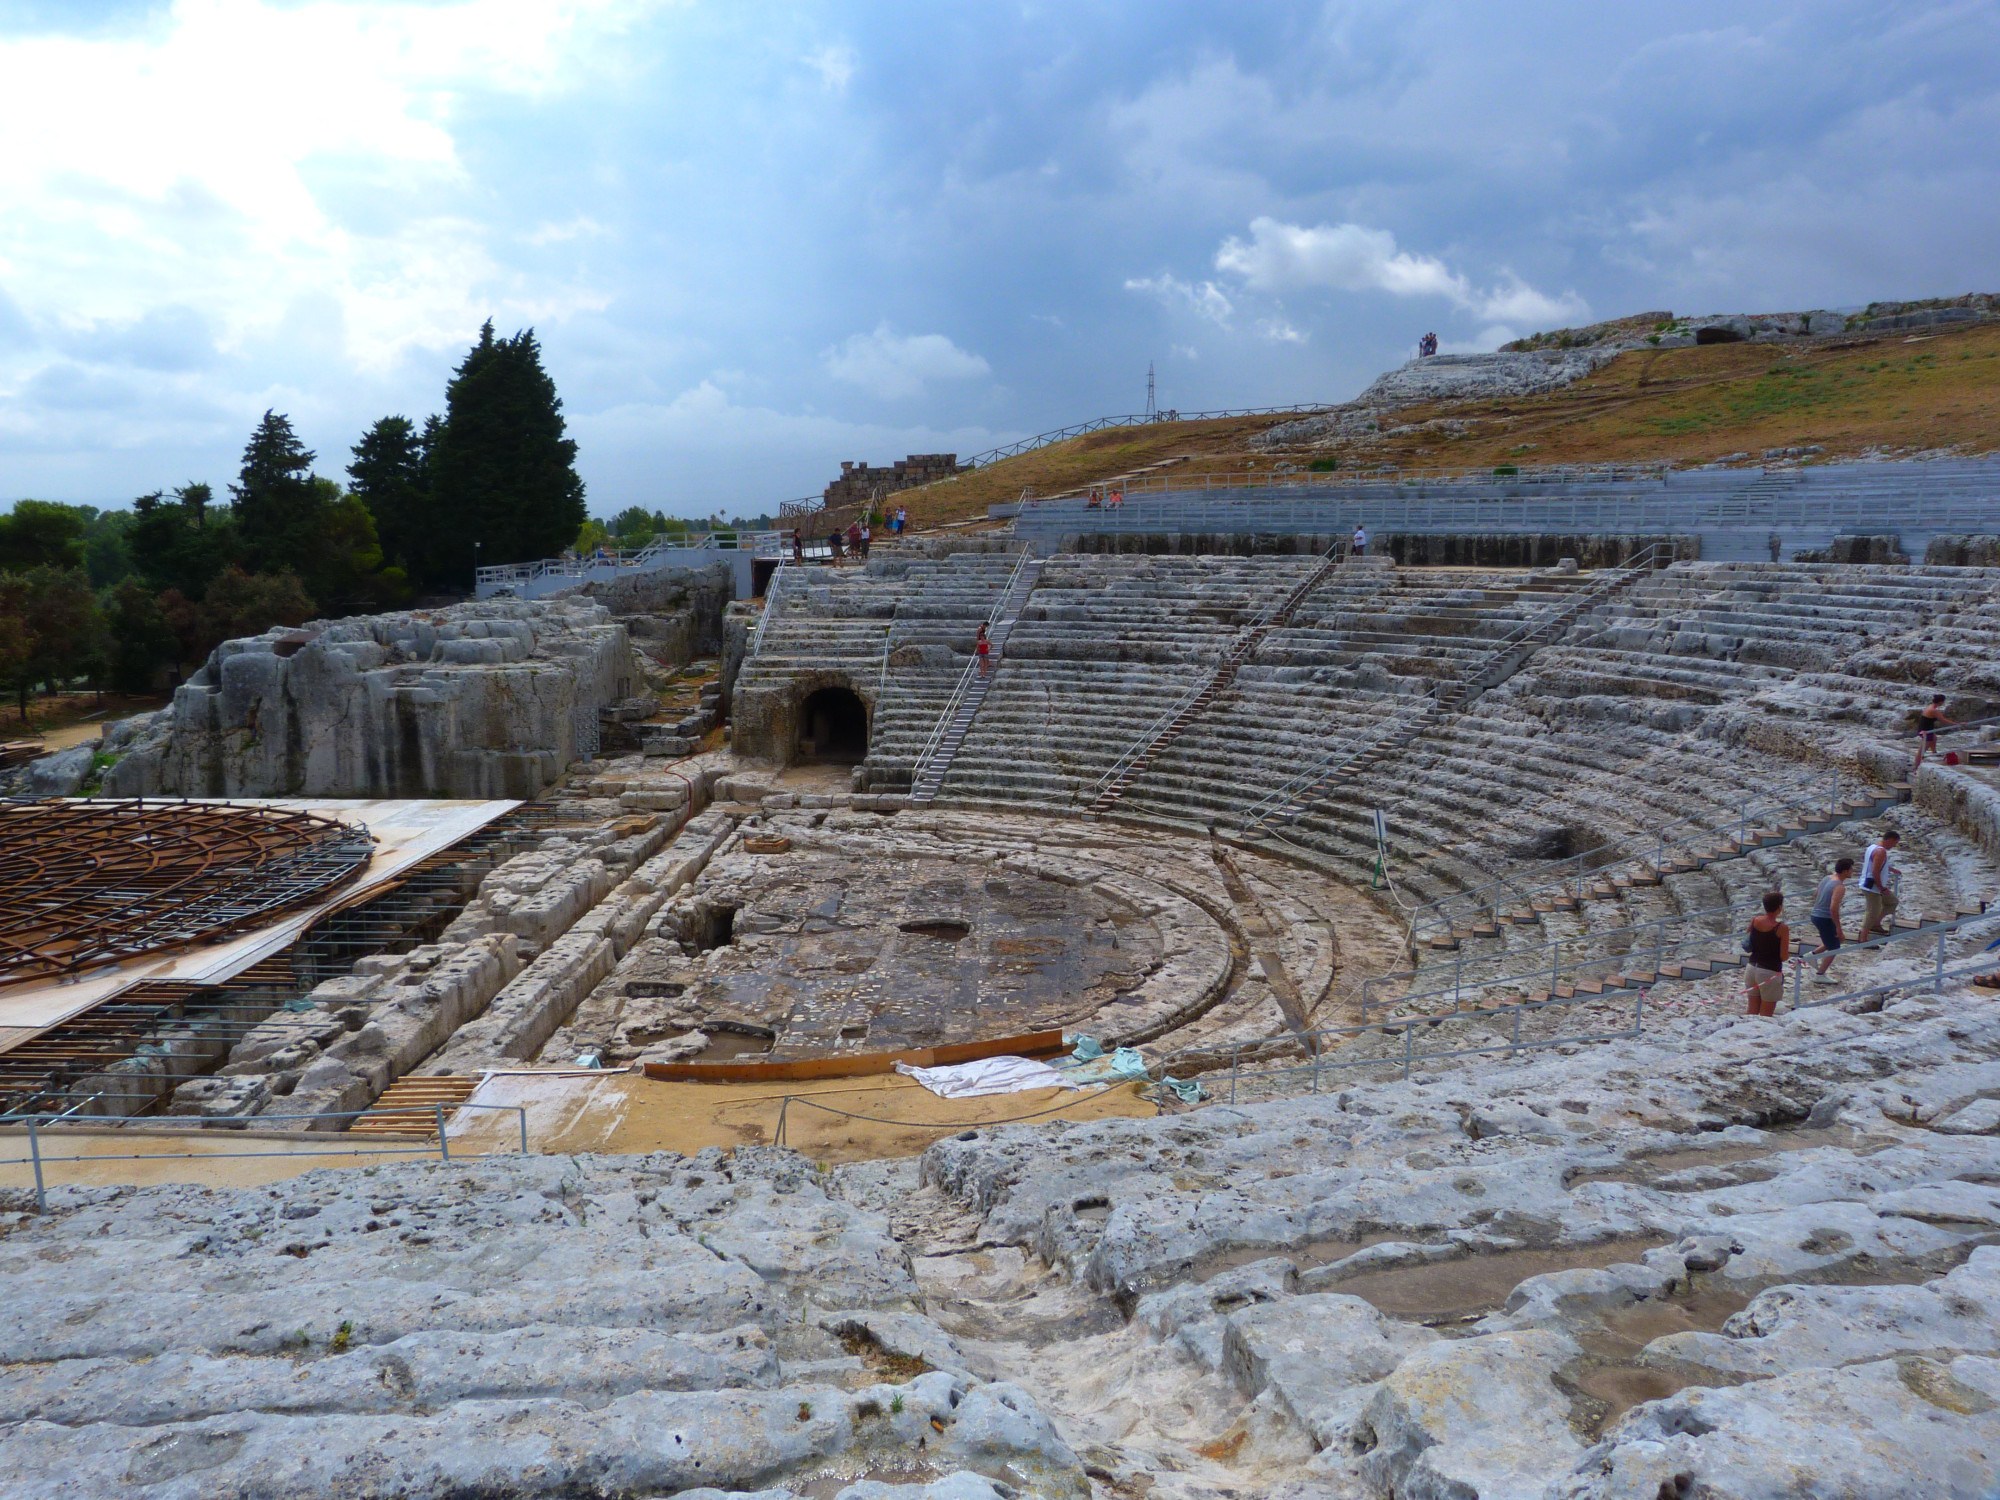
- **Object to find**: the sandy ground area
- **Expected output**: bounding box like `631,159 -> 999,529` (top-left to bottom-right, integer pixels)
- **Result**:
446,1070 -> 1156,1164
0,1074 -> 1155,1191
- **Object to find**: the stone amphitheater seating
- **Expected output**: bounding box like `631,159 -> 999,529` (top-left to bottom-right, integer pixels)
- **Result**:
730,551 -> 2000,1008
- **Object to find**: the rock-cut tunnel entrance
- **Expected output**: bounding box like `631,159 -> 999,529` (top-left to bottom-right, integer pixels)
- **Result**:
798,686 -> 869,764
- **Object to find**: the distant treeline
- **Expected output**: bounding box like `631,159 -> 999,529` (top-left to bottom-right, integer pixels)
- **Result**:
0,321 -> 585,718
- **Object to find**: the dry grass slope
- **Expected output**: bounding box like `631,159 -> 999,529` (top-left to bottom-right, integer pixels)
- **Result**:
897,321 -> 2000,531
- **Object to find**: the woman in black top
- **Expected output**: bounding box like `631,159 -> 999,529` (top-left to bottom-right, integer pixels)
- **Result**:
1744,891 -> 1788,1017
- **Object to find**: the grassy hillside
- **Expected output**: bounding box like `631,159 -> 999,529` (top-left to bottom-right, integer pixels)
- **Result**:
896,321 -> 2000,531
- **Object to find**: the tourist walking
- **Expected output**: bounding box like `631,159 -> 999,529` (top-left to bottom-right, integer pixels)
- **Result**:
1352,525 -> 1367,557
846,521 -> 863,559
1743,891 -> 1789,1017
828,527 -> 843,561
896,505 -> 908,534
975,622 -> 991,675
1855,831 -> 1901,941
1915,693 -> 1955,768
858,521 -> 871,558
1808,858 -> 1853,981
790,530 -> 804,564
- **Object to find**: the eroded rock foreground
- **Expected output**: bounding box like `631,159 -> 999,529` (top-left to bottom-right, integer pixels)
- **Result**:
6,988 -> 2000,1499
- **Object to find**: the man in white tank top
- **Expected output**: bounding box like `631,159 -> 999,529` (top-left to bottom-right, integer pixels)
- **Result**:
1856,830 -> 1900,941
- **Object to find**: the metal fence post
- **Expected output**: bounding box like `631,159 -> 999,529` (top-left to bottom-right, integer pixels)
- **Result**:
1937,928 -> 1947,994
1510,1003 -> 1522,1058
1402,1023 -> 1413,1081
518,1107 -> 530,1155
1793,955 -> 1804,1011
776,1095 -> 789,1147
28,1117 -> 46,1214
1230,1048 -> 1240,1106
436,1103 -> 450,1162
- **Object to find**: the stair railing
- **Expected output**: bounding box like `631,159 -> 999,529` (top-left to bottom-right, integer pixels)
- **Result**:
1406,765 -> 1847,946
909,547 -> 1037,790
749,562 -> 792,659
1238,545 -> 1669,835
1366,898 -> 1992,1023
1087,541 -> 1352,805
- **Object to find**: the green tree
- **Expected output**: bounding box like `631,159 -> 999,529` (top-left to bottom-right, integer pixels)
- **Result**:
83,508 -> 135,588
130,488 -> 243,598
231,411 -> 323,579
0,500 -> 90,573
427,321 -> 586,586
104,578 -> 177,693
0,567 -> 105,722
201,565 -> 316,645
609,506 -> 657,546
348,415 -> 431,582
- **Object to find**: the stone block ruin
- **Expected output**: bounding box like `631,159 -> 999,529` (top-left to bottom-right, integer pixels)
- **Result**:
11,523 -> 2000,1500
823,453 -> 966,510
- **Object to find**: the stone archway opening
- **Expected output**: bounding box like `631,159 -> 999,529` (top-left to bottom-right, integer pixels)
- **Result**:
798,686 -> 869,763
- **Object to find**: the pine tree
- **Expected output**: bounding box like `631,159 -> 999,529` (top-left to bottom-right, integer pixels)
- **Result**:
427,321 -> 586,585
231,411 -> 323,580
348,415 -> 431,583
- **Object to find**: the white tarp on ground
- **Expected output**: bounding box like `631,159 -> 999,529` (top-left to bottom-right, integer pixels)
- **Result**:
893,1055 -> 1080,1099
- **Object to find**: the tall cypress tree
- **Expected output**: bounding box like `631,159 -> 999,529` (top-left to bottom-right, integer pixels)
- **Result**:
427,322 -> 586,586
348,415 -> 431,584
231,411 -> 323,579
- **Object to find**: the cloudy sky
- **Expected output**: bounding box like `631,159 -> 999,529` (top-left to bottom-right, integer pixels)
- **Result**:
2,1 -> 1996,521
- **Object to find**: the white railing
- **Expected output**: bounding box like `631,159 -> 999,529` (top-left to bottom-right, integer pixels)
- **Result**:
1406,767 -> 1851,944
476,529 -> 788,591
1239,545 -> 1669,833
908,548 -> 1038,790
749,562 -> 793,659
1088,541 -> 1351,803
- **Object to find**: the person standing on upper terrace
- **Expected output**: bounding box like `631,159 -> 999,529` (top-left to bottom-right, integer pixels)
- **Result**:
975,622 -> 991,675
1915,694 -> 1955,768
1352,525 -> 1367,557
1856,830 -> 1902,942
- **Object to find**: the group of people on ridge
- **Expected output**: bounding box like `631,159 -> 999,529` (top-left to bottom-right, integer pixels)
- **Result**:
787,504 -> 909,566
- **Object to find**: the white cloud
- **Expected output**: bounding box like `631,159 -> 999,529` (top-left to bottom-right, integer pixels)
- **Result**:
1124,273 -> 1233,327
821,323 -> 991,400
1213,217 -> 1587,329
0,0 -> 642,377
804,43 -> 856,94
1217,219 -> 1469,301
1257,319 -> 1307,344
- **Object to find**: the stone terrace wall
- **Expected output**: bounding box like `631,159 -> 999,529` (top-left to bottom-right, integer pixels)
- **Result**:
105,598 -> 638,800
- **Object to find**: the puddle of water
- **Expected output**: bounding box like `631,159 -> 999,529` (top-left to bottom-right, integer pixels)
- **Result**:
796,1465 -> 941,1500
1331,1239 -> 1670,1324
1197,1233 -> 1410,1280
1567,1127 -> 1874,1189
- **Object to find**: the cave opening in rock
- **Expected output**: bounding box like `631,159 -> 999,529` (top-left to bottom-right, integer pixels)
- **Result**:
799,686 -> 869,763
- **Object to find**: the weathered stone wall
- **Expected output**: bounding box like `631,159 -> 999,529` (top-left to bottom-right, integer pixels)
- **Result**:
579,560 -> 736,669
730,669 -> 877,765
103,598 -> 637,800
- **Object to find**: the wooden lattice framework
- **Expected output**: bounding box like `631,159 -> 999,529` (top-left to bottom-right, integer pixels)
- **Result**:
0,799 -> 376,988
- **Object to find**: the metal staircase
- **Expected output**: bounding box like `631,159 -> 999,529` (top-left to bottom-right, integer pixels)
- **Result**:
1239,544 -> 1671,838
907,550 -> 1046,805
1087,542 -> 1351,817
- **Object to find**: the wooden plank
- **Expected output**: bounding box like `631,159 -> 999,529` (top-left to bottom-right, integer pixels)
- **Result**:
643,1028 -> 1069,1084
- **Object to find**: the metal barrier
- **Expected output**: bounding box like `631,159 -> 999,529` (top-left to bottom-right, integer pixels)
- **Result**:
1239,544 -> 1670,833
1363,900 -> 1992,1022
1166,945 -> 2000,1107
5,1103 -> 533,1213
1406,767 -> 1849,945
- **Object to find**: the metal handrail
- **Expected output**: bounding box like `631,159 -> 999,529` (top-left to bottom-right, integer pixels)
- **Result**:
1087,542 -> 1351,800
749,562 -> 792,659
909,548 -> 1036,786
1159,943 -> 1999,1107
1408,765 -> 1849,943
1363,900 -> 1993,1022
4,1102 -> 535,1213
1238,545 -> 1668,833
